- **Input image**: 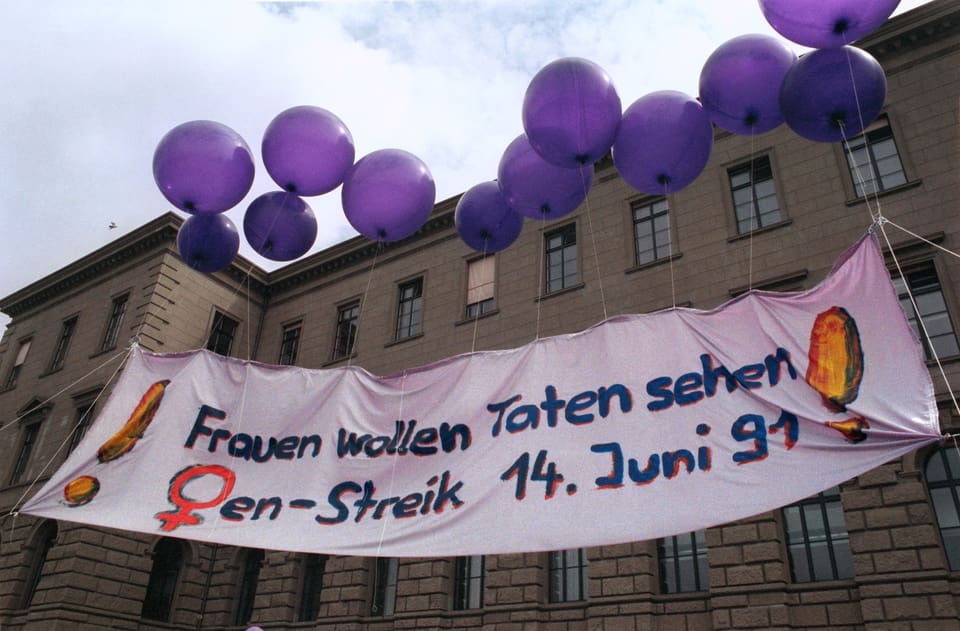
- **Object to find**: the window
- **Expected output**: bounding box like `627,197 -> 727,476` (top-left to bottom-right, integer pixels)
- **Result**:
21,520 -> 57,609
844,117 -> 907,197
278,322 -> 301,366
548,548 -> 588,602
10,418 -> 42,485
893,265 -> 959,360
729,156 -> 781,234
333,302 -> 359,360
545,225 -> 578,293
370,557 -> 398,616
66,400 -> 95,455
783,486 -> 854,582
206,311 -> 239,356
658,530 -> 709,593
141,538 -> 184,621
632,197 -> 671,266
925,448 -> 960,570
233,548 -> 263,625
452,555 -> 484,610
4,338 -> 31,389
298,554 -> 326,621
466,257 -> 495,318
48,316 -> 78,372
100,294 -> 129,351
396,279 -> 423,340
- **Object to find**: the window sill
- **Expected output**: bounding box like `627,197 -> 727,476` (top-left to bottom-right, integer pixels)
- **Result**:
37,367 -> 64,379
385,332 -> 424,349
536,282 -> 585,302
626,252 -> 683,275
455,308 -> 500,327
845,179 -> 922,206
89,346 -> 119,360
927,353 -> 960,367
323,353 -> 358,368
727,218 -> 793,243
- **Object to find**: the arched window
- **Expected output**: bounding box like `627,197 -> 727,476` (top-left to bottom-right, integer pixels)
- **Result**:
925,448 -> 960,570
298,554 -> 326,621
233,548 -> 264,625
141,538 -> 185,621
21,520 -> 57,608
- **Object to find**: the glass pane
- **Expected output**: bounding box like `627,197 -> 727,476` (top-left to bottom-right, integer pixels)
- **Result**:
926,451 -> 948,482
932,488 -> 960,528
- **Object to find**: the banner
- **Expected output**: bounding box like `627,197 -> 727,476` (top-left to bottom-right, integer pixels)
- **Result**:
22,233 -> 942,556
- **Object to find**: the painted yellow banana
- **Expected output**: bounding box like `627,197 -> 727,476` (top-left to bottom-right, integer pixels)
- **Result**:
97,379 -> 170,463
805,307 -> 863,412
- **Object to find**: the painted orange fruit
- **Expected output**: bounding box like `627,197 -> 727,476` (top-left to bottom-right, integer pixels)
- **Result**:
806,307 -> 863,412
97,379 -> 170,463
64,475 -> 100,506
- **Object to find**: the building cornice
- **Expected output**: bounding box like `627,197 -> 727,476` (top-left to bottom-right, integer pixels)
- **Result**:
859,0 -> 960,61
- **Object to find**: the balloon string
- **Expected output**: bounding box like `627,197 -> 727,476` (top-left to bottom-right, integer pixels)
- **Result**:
470,243 -> 488,354
580,166 -> 608,321
747,131 -> 756,292
375,369 -> 406,557
841,44 -> 884,223
876,219 -> 960,418
349,242 -> 384,368
663,181 -> 677,310
536,218 -> 545,341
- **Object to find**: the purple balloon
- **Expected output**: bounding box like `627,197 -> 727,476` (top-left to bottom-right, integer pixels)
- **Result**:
759,0 -> 900,49
780,46 -> 886,143
177,214 -> 239,273
243,192 -> 318,261
699,34 -> 797,135
522,57 -> 622,168
497,135 -> 592,221
341,149 -> 436,242
261,106 -> 355,196
613,91 -> 713,195
153,120 -> 255,215
455,182 -> 524,253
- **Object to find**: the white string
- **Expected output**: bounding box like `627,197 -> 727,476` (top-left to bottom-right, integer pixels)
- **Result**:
536,220 -> 545,341
470,245 -> 488,354
374,370 -> 407,558
0,345 -> 131,435
349,242 -> 383,368
747,132 -> 756,292
5,341 -> 135,517
580,166 -> 608,321
876,218 -> 960,418
880,219 -> 960,261
663,182 -> 678,310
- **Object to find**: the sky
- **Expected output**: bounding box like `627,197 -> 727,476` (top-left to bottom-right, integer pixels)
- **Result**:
0,0 -> 933,333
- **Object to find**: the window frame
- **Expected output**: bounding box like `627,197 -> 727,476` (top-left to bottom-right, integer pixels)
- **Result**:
544,224 -> 579,294
370,557 -> 399,616
657,530 -> 710,594
452,555 -> 485,610
843,115 -> 908,198
233,548 -> 264,625
631,196 -> 672,267
66,391 -> 99,455
100,293 -> 129,352
278,321 -> 302,366
395,278 -> 424,341
9,408 -> 46,486
925,447 -> 960,570
727,154 -> 783,235
206,310 -> 240,357
4,337 -> 32,390
141,538 -> 185,622
892,262 -> 960,361
782,486 -> 854,583
297,553 -> 327,621
548,548 -> 588,603
47,316 -> 78,373
20,520 -> 57,609
465,256 -> 496,319
333,301 -> 360,360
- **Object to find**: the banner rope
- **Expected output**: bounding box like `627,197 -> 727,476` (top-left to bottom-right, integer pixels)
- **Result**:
4,340 -> 135,519
662,180 -> 678,310
580,165 -> 608,321
747,130 -> 756,292
876,218 -> 960,419
536,218 -> 545,341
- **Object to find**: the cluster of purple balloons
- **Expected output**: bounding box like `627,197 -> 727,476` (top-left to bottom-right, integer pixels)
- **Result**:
157,0 -> 898,270
458,0 -> 895,254
154,106 -> 437,273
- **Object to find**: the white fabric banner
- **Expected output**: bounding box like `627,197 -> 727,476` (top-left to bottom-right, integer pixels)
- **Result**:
22,233 -> 941,556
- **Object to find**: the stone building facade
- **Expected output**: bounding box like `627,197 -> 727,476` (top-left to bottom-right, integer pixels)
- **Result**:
1,2 -> 960,629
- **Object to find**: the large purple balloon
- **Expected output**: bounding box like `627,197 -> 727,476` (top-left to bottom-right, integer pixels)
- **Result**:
153,120 -> 255,214
522,57 -> 622,168
699,34 -> 797,135
497,135 -> 592,220
455,182 -> 524,253
341,149 -> 436,242
613,91 -> 713,195
780,46 -> 886,143
177,214 -> 239,273
261,106 -> 355,196
759,0 -> 900,49
243,192 -> 318,261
